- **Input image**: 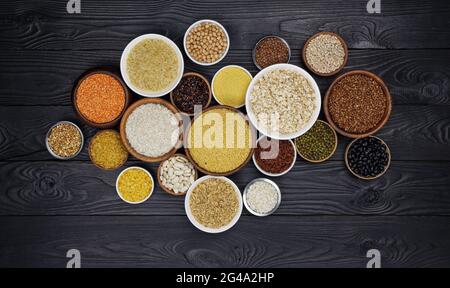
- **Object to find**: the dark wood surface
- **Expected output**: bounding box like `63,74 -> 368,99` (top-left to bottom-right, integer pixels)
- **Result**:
0,0 -> 449,268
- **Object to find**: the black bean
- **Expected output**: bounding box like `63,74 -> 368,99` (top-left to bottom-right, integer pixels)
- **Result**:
347,137 -> 390,178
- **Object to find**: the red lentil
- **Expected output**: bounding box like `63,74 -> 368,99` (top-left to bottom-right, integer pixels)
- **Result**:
76,73 -> 126,124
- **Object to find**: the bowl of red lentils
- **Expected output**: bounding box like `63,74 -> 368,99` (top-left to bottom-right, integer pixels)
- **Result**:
184,19 -> 230,66
72,67 -> 131,129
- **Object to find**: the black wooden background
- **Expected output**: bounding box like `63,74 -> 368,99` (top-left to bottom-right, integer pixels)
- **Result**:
0,0 -> 449,268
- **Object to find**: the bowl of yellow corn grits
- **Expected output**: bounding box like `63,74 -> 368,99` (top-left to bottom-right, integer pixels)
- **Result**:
212,65 -> 252,108
116,166 -> 154,204
185,106 -> 255,176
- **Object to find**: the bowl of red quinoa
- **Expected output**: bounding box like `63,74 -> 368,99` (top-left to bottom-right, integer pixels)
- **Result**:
72,67 -> 131,129
252,136 -> 297,177
324,70 -> 392,138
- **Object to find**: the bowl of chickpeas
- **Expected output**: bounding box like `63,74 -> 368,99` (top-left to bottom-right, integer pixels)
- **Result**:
184,19 -> 230,66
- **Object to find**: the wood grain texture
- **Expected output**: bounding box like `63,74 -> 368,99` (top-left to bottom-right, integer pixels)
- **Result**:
1,161 -> 449,216
0,106 -> 448,161
1,49 -> 450,106
1,0 -> 450,50
0,216 -> 449,268
1,0 -> 450,268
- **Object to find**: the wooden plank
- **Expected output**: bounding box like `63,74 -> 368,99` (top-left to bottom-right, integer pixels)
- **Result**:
1,161 -> 449,216
1,49 -> 450,106
0,105 -> 448,161
0,215 -> 449,267
1,0 -> 450,49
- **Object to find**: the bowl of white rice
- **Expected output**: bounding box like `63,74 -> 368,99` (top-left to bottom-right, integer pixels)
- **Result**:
120,98 -> 183,162
243,178 -> 281,217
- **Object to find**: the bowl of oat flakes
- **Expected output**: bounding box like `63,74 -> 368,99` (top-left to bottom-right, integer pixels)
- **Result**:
245,63 -> 321,140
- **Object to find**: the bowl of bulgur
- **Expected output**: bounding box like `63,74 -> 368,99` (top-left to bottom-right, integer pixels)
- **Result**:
120,34 -> 184,97
185,176 -> 242,233
245,63 -> 321,140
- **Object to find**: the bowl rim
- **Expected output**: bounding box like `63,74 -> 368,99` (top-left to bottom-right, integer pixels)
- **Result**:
183,19 -> 230,66
184,105 -> 256,176
302,31 -> 348,77
157,153 -> 198,196
243,178 -> 281,216
344,136 -> 392,180
294,120 -> 339,163
252,136 -> 297,177
119,98 -> 184,163
88,129 -> 129,170
211,65 -> 253,109
245,63 -> 322,140
252,35 -> 291,70
72,67 -> 131,129
45,121 -> 84,160
120,33 -> 184,98
184,175 -> 243,233
169,72 -> 212,116
116,166 -> 154,204
323,70 -> 392,138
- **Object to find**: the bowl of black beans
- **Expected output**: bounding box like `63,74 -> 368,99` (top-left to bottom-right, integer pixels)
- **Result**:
345,136 -> 391,180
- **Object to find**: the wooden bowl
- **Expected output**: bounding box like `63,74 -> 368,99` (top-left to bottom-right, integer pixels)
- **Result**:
302,32 -> 348,77
157,153 -> 198,196
88,129 -> 128,170
295,120 -> 338,163
72,67 -> 131,128
344,136 -> 391,180
169,72 -> 212,117
184,105 -> 256,176
120,98 -> 183,163
324,70 -> 392,139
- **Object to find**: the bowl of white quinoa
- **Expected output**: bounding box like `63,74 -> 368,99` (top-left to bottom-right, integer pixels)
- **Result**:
120,98 -> 183,162
245,63 -> 321,140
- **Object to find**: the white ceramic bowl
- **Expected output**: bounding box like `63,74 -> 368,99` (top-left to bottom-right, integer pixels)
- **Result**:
211,65 -> 252,108
245,63 -> 321,140
252,136 -> 297,177
185,175 -> 243,233
183,19 -> 230,66
120,34 -> 184,97
116,166 -> 154,204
